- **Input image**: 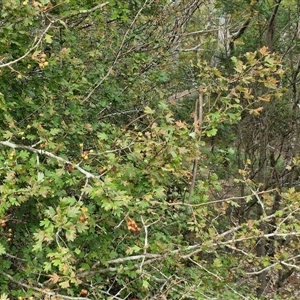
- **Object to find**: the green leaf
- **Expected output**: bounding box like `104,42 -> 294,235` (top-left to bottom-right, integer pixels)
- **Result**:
37,171 -> 44,182
231,56 -> 237,64
3,131 -> 13,139
97,132 -> 108,141
206,128 -> 217,137
40,218 -> 52,228
45,206 -> 56,218
0,243 -> 6,255
50,128 -> 61,136
74,248 -> 81,255
80,263 -> 91,271
67,206 -> 80,218
213,258 -> 222,268
18,150 -> 30,159
142,280 -> 149,289
43,261 -> 52,272
126,245 -> 141,255
60,197 -> 76,207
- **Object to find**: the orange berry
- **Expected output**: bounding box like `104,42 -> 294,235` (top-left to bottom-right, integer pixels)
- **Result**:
79,289 -> 88,296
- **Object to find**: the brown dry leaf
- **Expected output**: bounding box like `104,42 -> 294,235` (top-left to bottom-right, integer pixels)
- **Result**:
59,48 -> 71,58
258,95 -> 271,102
175,120 -> 187,129
50,272 -> 60,284
259,46 -> 269,55
84,123 -> 93,132
286,165 -> 292,171
247,219 -> 254,229
222,202 -> 228,211
250,106 -> 263,115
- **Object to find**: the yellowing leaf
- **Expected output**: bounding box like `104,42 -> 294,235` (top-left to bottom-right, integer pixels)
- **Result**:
59,48 -> 71,58
213,258 -> 222,268
257,95 -> 271,102
59,19 -> 68,29
144,106 -> 155,114
59,280 -> 70,289
45,34 -> 53,44
142,280 -> 149,289
0,293 -> 9,300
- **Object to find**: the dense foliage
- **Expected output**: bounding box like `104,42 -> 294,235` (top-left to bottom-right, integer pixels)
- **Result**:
1,0 -> 300,299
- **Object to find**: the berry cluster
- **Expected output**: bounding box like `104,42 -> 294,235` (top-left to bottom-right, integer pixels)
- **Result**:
31,51 -> 49,69
127,220 -> 141,232
0,219 -> 6,227
79,289 -> 88,297
79,207 -> 89,225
